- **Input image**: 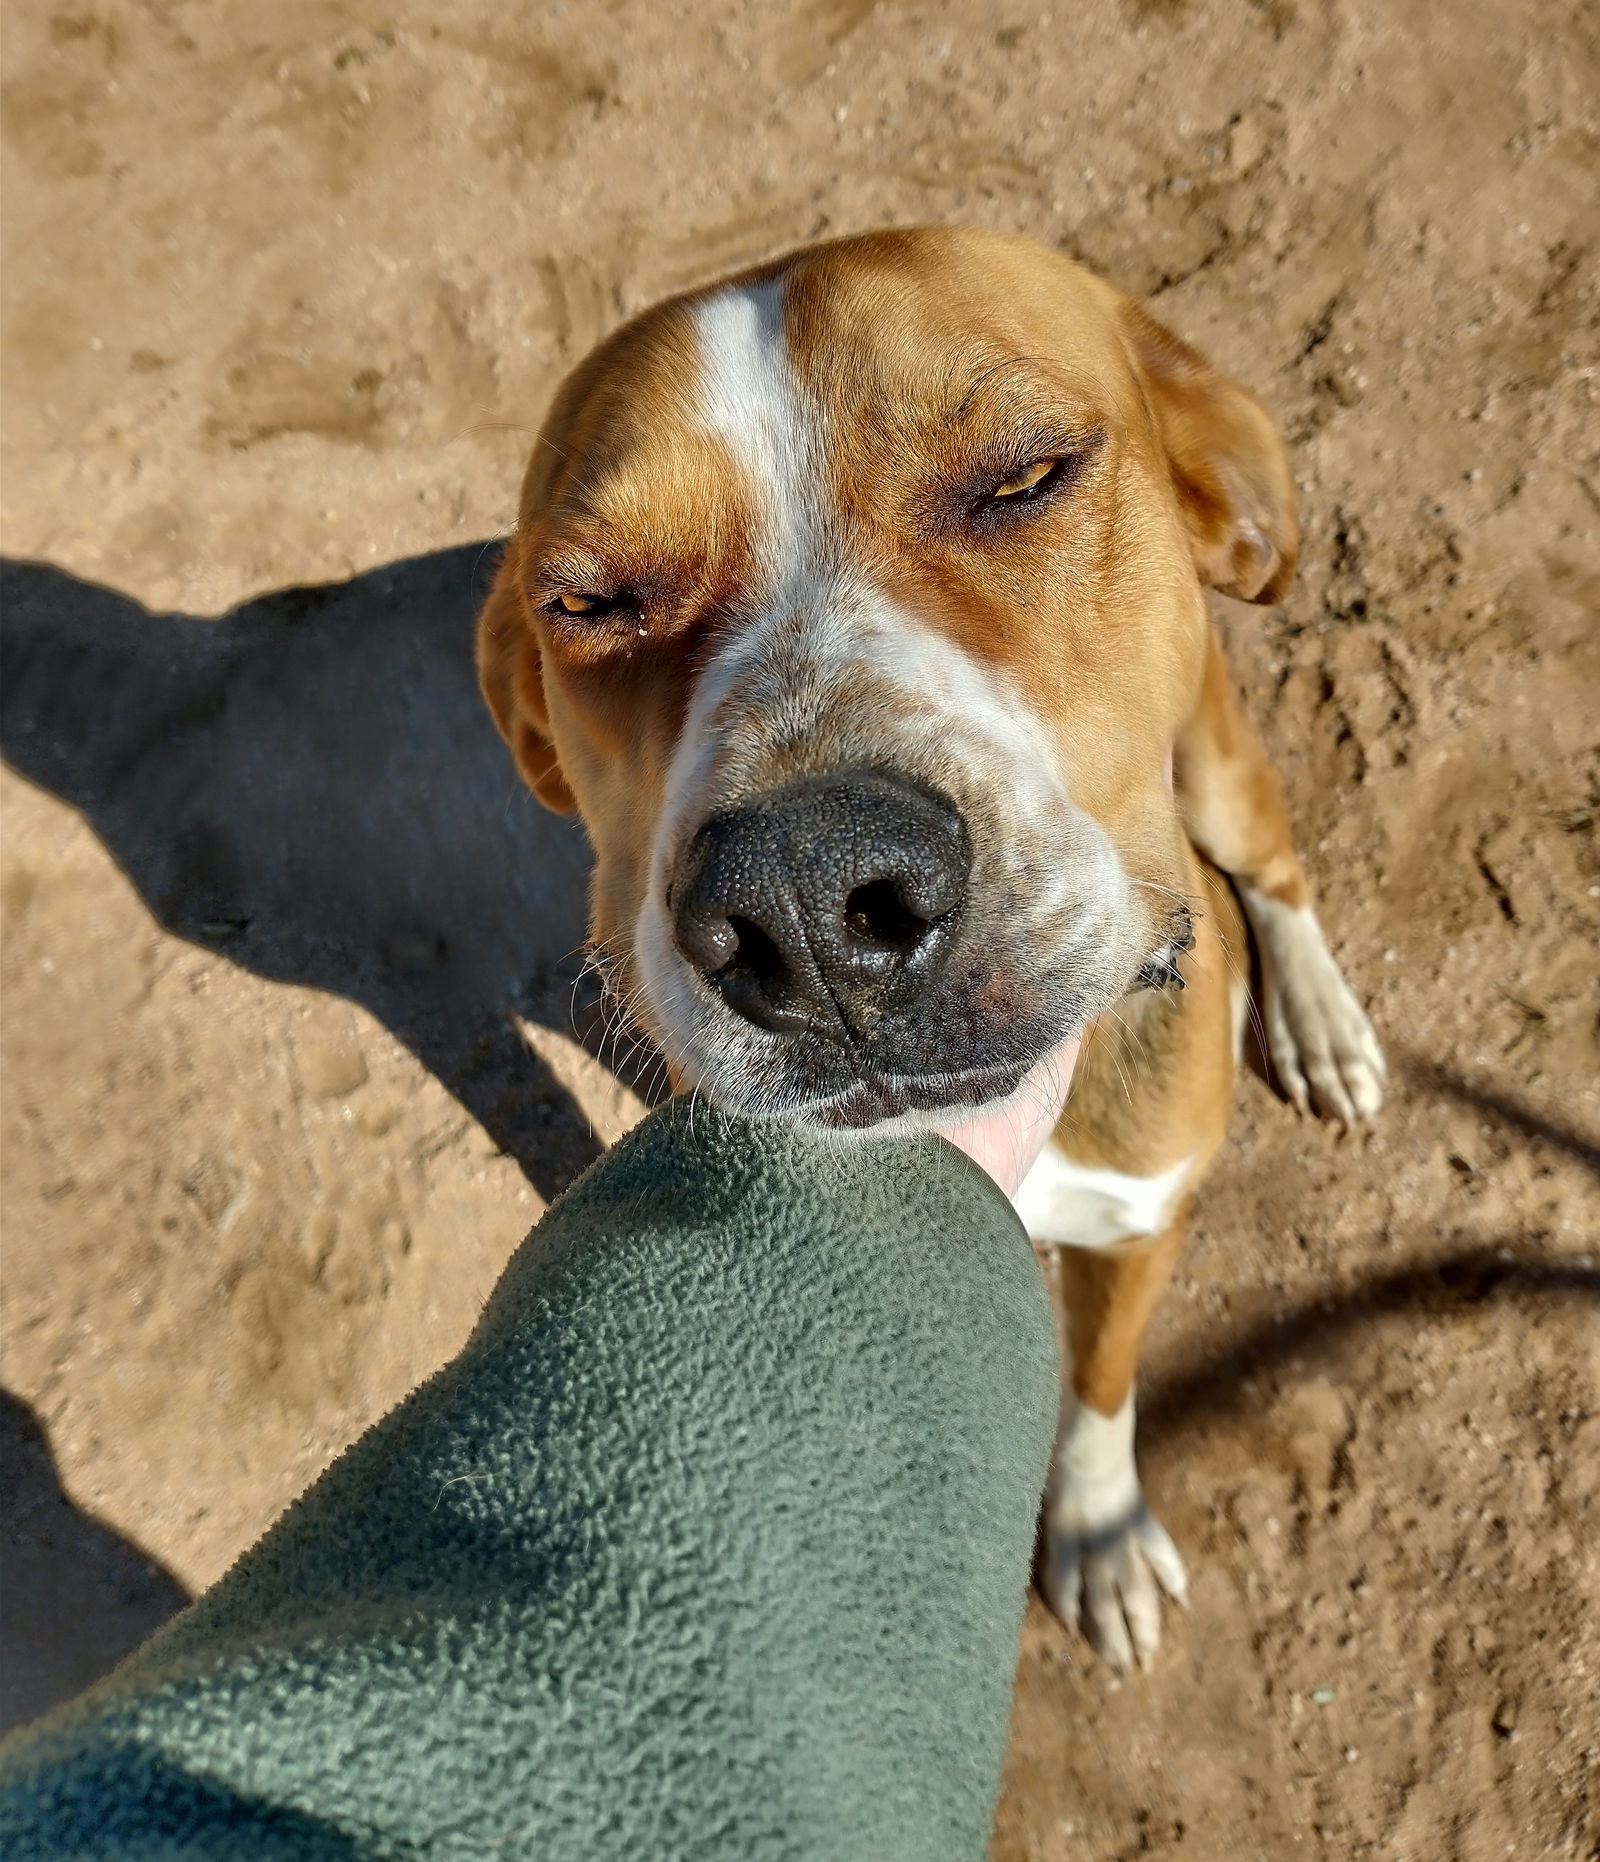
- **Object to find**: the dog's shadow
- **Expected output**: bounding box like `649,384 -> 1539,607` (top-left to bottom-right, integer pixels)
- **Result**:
0,547 -> 609,1203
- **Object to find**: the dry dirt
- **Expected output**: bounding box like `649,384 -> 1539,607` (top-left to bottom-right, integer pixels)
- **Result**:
2,0 -> 1598,1855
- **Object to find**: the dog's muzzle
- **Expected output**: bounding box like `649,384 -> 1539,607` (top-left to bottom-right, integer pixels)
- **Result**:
671,769 -> 971,1045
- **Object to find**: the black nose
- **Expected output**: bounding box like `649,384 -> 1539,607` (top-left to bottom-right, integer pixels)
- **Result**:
672,771 -> 970,1040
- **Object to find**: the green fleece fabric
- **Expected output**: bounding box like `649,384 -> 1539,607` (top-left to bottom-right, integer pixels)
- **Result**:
0,1103 -> 1058,1861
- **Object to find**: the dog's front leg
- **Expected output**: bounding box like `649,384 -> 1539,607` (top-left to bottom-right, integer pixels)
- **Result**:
1174,625 -> 1386,1124
1041,1219 -> 1189,1672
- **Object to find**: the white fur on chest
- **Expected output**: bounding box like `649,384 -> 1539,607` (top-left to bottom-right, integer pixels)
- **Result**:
1012,1143 -> 1192,1249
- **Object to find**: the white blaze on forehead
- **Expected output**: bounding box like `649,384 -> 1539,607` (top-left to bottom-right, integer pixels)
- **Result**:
694,291 -> 1070,815
647,279 -> 828,866
689,285 -> 1076,832
691,279 -> 818,591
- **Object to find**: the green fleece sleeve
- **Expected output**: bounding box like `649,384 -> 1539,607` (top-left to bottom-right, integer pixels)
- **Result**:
0,1103 -> 1058,1861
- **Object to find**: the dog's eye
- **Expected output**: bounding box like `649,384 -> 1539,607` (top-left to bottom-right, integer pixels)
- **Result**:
547,589 -> 641,625
973,434 -> 1103,521
554,591 -> 607,617
991,458 -> 1058,500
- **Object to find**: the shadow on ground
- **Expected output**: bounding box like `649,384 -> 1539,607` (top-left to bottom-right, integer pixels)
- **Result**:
0,1389 -> 190,1738
1142,1059 -> 1600,1444
0,548 -> 602,1202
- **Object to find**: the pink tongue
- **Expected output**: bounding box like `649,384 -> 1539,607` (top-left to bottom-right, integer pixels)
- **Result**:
934,1036 -> 1080,1198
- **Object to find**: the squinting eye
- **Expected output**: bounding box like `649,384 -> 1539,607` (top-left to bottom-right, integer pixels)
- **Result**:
991,458 -> 1058,500
543,585 -> 646,632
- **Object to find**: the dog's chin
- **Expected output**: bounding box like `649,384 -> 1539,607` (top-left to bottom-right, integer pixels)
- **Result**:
781,1034 -> 1082,1200
659,1019 -> 1082,1189
795,1060 -> 1033,1135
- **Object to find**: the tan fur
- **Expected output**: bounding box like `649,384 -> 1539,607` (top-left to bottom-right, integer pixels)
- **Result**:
1054,850 -> 1246,1416
1058,1212 -> 1191,1420
1175,621 -> 1312,908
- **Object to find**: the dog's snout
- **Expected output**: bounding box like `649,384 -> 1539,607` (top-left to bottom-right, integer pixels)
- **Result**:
672,772 -> 971,1039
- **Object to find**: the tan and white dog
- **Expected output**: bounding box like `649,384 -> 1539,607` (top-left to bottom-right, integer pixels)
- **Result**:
477,227 -> 1385,1670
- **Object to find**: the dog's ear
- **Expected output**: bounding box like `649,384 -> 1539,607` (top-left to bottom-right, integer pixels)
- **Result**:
476,548 -> 577,814
1119,300 -> 1298,605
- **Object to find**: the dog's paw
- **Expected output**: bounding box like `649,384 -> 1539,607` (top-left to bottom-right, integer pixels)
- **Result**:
1240,887 -> 1386,1125
1044,1391 -> 1185,1671
1043,1500 -> 1188,1672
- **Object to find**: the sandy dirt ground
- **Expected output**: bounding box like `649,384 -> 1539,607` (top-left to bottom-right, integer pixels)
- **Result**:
3,0 -> 1598,1854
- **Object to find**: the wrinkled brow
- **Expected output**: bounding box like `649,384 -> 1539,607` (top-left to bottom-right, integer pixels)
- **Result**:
947,357 -> 1056,424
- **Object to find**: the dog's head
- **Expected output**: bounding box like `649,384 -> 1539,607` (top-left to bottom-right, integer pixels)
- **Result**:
479,228 -> 1295,1129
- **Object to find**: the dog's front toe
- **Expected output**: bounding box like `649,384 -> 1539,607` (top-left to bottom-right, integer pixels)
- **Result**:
1044,1502 -> 1188,1671
1241,887 -> 1387,1125
1262,958 -> 1386,1124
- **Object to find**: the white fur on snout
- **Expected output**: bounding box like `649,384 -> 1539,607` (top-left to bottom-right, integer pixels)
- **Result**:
632,278 -> 1146,1118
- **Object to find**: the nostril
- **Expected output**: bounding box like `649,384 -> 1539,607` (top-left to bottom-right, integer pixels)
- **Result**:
843,878 -> 932,952
710,914 -> 816,1034
723,915 -> 785,982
